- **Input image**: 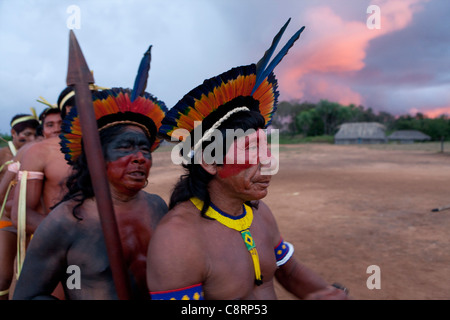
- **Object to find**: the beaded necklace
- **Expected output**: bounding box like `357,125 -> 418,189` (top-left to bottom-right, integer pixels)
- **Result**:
190,197 -> 263,285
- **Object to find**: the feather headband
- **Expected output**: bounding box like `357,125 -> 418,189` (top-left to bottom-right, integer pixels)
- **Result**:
60,46 -> 168,165
159,18 -> 305,147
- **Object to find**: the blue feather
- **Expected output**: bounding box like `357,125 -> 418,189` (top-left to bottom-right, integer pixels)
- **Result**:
131,45 -> 152,102
251,22 -> 305,95
259,26 -> 305,86
255,18 -> 291,82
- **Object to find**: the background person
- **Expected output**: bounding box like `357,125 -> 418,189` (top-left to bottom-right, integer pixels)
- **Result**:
0,112 -> 39,300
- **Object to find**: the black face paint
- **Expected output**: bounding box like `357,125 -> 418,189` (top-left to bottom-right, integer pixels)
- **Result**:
105,130 -> 152,162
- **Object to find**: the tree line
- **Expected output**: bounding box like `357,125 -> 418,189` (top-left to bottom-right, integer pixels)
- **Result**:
271,99 -> 450,141
2,100 -> 449,147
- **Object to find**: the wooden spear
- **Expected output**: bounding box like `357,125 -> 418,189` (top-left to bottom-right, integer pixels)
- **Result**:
66,30 -> 132,299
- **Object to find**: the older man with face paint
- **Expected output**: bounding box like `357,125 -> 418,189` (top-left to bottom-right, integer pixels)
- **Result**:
13,85 -> 168,299
147,20 -> 350,300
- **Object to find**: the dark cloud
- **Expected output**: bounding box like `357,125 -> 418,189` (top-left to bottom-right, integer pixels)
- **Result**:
353,0 -> 450,114
0,0 -> 448,133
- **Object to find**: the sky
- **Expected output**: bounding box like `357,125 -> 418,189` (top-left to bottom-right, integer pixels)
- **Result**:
0,0 -> 449,134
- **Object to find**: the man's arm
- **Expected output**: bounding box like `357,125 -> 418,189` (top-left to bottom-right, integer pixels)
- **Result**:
10,144 -> 46,233
146,210 -> 206,300
0,170 -> 16,219
13,205 -> 72,300
11,178 -> 45,233
258,201 -> 349,300
275,257 -> 348,299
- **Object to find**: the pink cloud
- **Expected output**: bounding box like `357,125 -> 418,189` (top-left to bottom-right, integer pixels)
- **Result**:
277,0 -> 429,106
415,106 -> 450,118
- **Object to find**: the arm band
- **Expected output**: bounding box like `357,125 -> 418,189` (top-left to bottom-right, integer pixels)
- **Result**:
274,238 -> 294,267
150,283 -> 204,300
18,170 -> 44,180
8,161 -> 20,173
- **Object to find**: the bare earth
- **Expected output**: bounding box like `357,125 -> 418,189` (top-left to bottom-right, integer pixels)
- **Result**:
148,142 -> 450,300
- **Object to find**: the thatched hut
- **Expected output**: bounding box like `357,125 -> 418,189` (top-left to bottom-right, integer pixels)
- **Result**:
334,122 -> 387,144
388,130 -> 431,144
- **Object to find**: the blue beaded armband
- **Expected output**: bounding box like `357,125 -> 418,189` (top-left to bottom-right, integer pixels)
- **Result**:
274,238 -> 294,267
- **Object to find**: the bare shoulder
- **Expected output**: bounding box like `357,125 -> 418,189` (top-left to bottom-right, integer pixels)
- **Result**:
141,192 -> 168,212
31,200 -> 80,246
20,138 -> 56,169
252,200 -> 281,245
140,191 -> 168,224
147,200 -> 206,289
148,201 -> 204,262
13,140 -> 38,162
253,200 -> 277,224
153,201 -> 202,242
43,200 -> 81,228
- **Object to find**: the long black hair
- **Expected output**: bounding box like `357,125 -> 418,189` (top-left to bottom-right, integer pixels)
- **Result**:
169,96 -> 265,216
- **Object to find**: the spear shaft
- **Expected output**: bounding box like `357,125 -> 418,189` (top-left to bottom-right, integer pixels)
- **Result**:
66,30 -> 132,299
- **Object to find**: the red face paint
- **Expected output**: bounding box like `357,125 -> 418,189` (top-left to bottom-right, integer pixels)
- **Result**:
105,127 -> 152,194
218,162 -> 254,179
218,129 -> 270,179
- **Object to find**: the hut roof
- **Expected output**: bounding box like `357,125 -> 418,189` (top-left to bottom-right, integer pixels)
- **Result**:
388,130 -> 431,141
335,122 -> 386,140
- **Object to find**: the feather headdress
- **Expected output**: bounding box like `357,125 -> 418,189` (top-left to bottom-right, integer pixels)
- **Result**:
160,19 -> 305,145
60,46 -> 167,165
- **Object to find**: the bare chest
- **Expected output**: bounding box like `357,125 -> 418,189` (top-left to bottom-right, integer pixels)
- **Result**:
201,218 -> 278,299
67,202 -> 154,278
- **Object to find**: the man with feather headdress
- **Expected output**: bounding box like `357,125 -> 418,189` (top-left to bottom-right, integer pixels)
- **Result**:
147,20 -> 350,300
13,46 -> 168,300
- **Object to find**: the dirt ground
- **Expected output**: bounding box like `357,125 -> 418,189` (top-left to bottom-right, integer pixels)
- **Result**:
148,142 -> 450,300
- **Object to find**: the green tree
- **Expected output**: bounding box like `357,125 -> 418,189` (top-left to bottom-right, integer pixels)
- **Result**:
315,100 -> 342,135
295,109 -> 315,136
271,100 -> 316,135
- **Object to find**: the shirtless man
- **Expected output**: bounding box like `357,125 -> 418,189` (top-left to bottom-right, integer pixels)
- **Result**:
147,20 -> 349,300
148,104 -> 349,300
13,84 -> 168,299
0,113 -> 39,300
1,107 -> 65,222
11,106 -> 68,233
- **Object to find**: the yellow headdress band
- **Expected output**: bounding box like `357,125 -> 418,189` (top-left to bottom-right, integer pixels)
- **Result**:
58,84 -> 109,111
58,91 -> 75,110
10,108 -> 39,128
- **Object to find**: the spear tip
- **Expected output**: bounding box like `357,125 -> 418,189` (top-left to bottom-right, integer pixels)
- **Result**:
67,30 -> 94,86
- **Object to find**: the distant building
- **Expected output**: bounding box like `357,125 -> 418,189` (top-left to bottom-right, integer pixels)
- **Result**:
387,130 -> 431,144
334,122 -> 387,144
